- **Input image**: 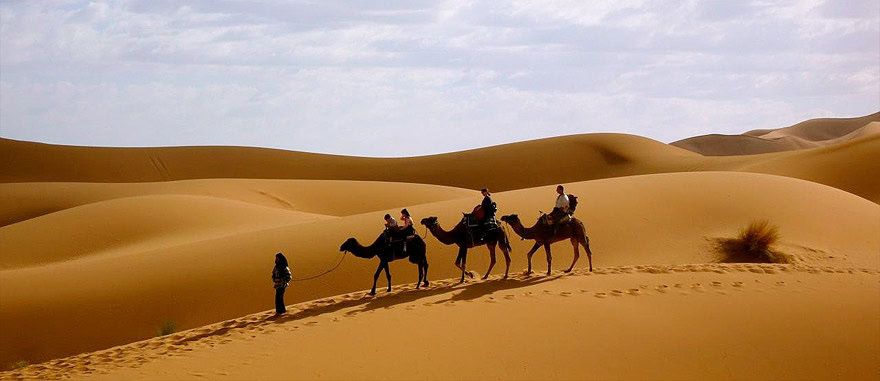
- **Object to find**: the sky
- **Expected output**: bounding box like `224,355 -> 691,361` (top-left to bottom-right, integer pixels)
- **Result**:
1,0 -> 878,157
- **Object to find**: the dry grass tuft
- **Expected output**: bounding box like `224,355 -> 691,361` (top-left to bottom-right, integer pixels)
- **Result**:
715,220 -> 792,263
158,321 -> 176,336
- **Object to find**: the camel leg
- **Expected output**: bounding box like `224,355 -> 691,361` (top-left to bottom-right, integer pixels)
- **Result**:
582,237 -> 593,272
543,243 -> 552,275
500,244 -> 511,279
416,262 -> 423,289
456,246 -> 467,283
483,242 -> 497,280
370,261 -> 384,295
524,242 -> 541,275
383,261 -> 392,293
566,238 -> 580,273
422,260 -> 429,287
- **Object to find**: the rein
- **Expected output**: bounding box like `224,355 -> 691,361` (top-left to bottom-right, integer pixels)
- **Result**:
290,251 -> 348,282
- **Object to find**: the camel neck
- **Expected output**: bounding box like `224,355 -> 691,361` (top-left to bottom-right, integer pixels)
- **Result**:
508,219 -> 539,240
428,223 -> 459,245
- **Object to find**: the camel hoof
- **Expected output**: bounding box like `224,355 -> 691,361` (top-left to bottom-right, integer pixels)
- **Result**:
369,291 -> 376,296
423,281 -> 429,287
564,269 -> 572,273
466,272 -> 475,279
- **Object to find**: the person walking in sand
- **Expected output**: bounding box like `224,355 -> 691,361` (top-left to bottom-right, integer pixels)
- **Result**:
272,253 -> 291,315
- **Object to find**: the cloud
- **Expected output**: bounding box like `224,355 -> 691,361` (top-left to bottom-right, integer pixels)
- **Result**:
0,0 -> 877,156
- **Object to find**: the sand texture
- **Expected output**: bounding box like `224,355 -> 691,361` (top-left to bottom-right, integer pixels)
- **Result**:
1,114 -> 879,379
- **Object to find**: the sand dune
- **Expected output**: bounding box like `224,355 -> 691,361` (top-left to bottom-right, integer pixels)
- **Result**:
0,134 -> 700,190
0,179 -> 474,226
671,112 -> 879,155
5,266 -> 878,380
4,126 -> 878,205
2,172 -> 877,366
1,113 -> 878,377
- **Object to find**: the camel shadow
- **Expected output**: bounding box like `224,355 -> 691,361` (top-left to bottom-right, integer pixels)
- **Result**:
268,274 -> 567,325
432,274 -> 561,304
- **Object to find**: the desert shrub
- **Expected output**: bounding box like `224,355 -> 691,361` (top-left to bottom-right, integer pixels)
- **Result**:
715,220 -> 791,263
8,360 -> 29,370
158,321 -> 176,336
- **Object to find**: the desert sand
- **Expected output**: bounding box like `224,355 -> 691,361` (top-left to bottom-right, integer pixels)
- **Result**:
1,113 -> 879,379
671,112 -> 879,155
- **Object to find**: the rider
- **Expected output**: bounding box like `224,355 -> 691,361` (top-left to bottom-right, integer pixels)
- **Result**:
549,185 -> 570,225
479,188 -> 496,223
383,213 -> 398,244
399,209 -> 415,237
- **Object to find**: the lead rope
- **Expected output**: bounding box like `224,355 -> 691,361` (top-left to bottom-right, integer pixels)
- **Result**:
290,251 -> 348,282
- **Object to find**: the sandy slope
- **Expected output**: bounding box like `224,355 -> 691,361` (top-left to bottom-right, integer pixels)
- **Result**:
671,112 -> 879,155
5,265 -> 878,380
0,179 -> 474,226
2,172 -> 877,366
3,129 -> 878,205
0,134 -> 700,190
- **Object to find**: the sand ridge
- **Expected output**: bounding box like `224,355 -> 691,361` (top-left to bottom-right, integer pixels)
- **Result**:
672,112 -> 880,155
2,113 -> 879,377
2,171 -> 877,366
3,264 -> 877,380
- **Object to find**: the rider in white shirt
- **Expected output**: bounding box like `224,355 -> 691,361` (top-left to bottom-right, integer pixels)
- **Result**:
555,185 -> 570,214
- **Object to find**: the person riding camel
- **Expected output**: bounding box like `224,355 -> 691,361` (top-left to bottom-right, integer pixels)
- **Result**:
549,185 -> 570,226
478,188 -> 496,223
399,208 -> 415,253
399,209 -> 415,237
383,213 -> 398,244
384,213 -> 398,230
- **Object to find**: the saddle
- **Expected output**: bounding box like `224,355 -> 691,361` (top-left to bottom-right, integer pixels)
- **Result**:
462,213 -> 498,246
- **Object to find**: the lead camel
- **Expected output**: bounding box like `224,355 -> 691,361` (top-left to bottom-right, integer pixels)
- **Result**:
339,233 -> 428,295
419,216 -> 512,283
499,214 -> 593,275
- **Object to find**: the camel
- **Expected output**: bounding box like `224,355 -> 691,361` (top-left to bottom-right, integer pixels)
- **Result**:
339,232 -> 428,295
499,214 -> 593,275
419,216 -> 512,283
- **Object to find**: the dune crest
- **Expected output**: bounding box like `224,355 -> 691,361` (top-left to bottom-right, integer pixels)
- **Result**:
672,112 -> 880,155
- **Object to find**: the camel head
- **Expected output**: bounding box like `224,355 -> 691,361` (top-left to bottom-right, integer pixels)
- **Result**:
339,237 -> 358,253
500,214 -> 519,224
420,216 -> 438,226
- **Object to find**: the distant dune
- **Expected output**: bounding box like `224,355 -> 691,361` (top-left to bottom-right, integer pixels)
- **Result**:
671,112 -> 879,155
3,130 -> 879,204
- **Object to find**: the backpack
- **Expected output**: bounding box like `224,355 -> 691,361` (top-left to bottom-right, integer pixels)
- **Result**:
567,194 -> 578,214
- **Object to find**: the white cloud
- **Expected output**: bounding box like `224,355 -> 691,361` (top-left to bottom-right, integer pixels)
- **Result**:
0,0 -> 877,156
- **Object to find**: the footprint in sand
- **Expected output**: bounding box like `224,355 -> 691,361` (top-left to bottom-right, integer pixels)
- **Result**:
611,290 -> 624,296
627,288 -> 640,295
711,281 -> 723,287
594,292 -> 607,298
732,281 -> 744,287
655,285 -> 669,293
504,294 -> 516,300
560,291 -> 572,297
304,321 -> 318,326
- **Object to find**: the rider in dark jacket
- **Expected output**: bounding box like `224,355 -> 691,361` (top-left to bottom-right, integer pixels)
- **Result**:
480,188 -> 495,222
